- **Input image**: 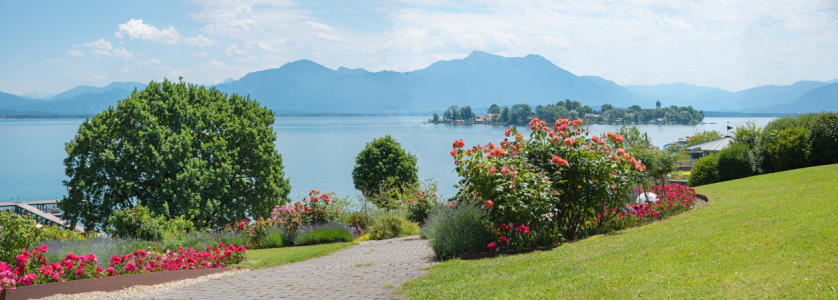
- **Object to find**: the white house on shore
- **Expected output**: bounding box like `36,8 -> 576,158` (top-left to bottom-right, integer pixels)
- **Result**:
685,136 -> 734,166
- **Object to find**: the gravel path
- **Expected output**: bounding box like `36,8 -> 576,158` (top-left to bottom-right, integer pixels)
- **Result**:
130,236 -> 435,300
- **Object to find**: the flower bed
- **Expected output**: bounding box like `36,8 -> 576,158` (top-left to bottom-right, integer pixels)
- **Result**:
0,243 -> 245,296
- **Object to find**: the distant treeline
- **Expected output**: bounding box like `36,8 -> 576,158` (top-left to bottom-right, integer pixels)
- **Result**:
432,100 -> 704,125
703,111 -> 804,117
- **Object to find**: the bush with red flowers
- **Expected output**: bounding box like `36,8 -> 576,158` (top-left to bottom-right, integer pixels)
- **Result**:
451,118 -> 647,251
0,243 -> 245,295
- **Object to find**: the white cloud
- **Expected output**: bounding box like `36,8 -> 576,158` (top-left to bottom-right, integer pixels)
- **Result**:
115,19 -> 220,47
538,35 -> 570,50
191,51 -> 208,57
91,49 -> 111,60
115,19 -> 181,44
113,47 -> 135,59
225,44 -> 250,56
46,57 -> 64,62
137,58 -> 164,65
120,67 -> 133,74
64,49 -> 85,57
83,39 -> 114,50
184,35 -> 220,47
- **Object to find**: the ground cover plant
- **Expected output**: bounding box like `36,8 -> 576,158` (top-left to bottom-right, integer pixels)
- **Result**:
401,164 -> 838,299
0,242 -> 245,295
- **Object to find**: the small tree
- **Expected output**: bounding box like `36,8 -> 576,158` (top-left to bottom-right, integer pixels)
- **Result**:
60,78 -> 291,230
352,135 -> 418,209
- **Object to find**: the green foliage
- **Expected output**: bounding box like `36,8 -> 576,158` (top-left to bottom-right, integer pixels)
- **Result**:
422,204 -> 493,260
352,135 -> 419,209
733,121 -> 762,150
104,206 -> 165,241
510,103 -> 532,123
808,112 -> 838,166
767,126 -> 811,172
500,107 -> 511,122
717,143 -> 753,181
369,212 -> 419,240
397,179 -> 440,224
37,225 -> 89,242
756,114 -> 818,173
293,222 -> 353,246
0,210 -> 43,264
345,211 -> 373,232
688,155 -> 719,187
60,78 -> 291,230
487,104 -> 501,115
686,130 -> 723,147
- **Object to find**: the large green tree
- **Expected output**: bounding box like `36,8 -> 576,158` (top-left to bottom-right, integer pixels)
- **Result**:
60,78 -> 290,230
352,135 -> 418,208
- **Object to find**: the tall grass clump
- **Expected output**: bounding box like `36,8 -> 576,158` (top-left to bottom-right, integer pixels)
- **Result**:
160,231 -> 248,251
422,204 -> 493,260
293,222 -> 353,246
369,212 -> 420,240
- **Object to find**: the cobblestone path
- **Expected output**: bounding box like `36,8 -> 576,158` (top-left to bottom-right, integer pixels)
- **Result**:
137,236 -> 434,300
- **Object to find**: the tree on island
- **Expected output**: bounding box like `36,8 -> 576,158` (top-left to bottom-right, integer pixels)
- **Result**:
487,104 -> 501,115
60,78 -> 291,230
352,135 -> 418,209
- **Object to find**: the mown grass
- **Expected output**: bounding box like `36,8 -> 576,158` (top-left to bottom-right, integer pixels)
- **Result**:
232,242 -> 355,270
401,164 -> 838,299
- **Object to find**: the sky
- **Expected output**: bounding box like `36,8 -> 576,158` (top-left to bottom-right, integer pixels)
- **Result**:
1,0 -> 836,97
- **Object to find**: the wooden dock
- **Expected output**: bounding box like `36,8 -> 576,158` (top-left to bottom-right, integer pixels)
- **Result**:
0,199 -> 84,231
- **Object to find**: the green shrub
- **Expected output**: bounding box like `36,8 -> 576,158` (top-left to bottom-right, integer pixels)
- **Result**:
0,210 -> 43,264
631,147 -> 676,185
38,224 -> 88,242
767,126 -> 811,172
689,155 -> 719,187
757,115 -> 818,173
422,204 -> 493,260
733,121 -> 762,150
717,143 -> 753,181
345,211 -> 373,232
104,206 -> 164,241
260,226 -> 285,248
370,212 -> 419,240
809,112 -> 838,166
293,222 -> 353,246
686,130 -> 723,147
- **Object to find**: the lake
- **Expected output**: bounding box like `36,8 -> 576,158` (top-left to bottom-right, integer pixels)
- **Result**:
0,116 -> 775,203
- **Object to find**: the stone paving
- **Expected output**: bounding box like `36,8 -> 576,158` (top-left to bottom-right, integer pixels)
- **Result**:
135,236 -> 434,300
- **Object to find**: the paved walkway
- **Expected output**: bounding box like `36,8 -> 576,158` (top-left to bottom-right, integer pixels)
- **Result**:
136,236 -> 435,300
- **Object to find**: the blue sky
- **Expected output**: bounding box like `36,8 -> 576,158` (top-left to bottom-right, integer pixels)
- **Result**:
1,0 -> 836,97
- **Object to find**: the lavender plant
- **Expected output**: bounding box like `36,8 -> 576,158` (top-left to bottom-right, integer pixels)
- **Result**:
422,203 -> 493,260
293,222 -> 353,246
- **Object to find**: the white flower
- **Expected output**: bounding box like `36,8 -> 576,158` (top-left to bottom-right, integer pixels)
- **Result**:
36,224 -> 43,228
636,192 -> 658,204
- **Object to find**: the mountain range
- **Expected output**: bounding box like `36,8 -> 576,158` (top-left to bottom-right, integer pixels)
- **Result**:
1,51 -> 836,115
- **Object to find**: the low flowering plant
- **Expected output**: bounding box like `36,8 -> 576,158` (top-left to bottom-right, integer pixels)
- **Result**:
0,243 -> 246,295
403,190 -> 439,224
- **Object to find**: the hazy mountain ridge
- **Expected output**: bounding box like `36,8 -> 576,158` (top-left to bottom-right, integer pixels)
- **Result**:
0,52 -> 835,115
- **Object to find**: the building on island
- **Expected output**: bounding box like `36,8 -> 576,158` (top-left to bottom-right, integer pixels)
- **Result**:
685,136 -> 734,166
656,100 -> 661,109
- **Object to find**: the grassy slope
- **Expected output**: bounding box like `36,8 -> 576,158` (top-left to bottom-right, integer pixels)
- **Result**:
233,242 -> 354,269
402,164 -> 838,299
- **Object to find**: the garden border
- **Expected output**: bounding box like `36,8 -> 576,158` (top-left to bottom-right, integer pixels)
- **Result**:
1,267 -> 232,300
460,244 -> 562,260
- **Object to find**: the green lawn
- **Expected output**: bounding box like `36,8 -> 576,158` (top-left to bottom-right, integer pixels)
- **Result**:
401,164 -> 838,299
232,242 -> 354,269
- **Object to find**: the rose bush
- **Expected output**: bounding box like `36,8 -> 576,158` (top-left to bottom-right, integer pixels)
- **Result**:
451,118 -> 647,251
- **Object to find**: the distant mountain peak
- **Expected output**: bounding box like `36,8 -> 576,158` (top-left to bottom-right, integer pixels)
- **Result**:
337,67 -> 370,75
222,78 -> 235,84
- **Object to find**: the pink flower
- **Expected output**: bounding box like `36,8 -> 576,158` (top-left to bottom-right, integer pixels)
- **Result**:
564,137 -> 573,147
487,242 -> 497,252
450,149 -> 457,157
500,236 -> 509,243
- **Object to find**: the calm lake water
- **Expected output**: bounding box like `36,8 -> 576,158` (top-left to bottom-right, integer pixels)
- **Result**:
0,116 -> 775,203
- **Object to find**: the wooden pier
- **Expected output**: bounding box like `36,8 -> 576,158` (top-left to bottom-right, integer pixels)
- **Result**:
0,199 -> 84,231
